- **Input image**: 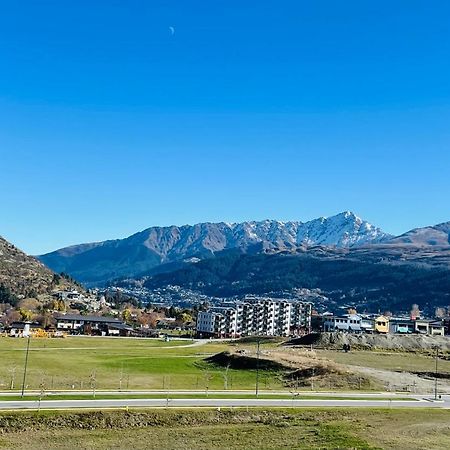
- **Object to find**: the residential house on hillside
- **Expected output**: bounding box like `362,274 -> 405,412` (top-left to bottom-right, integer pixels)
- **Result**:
389,318 -> 415,334
322,314 -> 362,332
429,320 -> 445,336
55,314 -> 131,336
374,315 -> 390,334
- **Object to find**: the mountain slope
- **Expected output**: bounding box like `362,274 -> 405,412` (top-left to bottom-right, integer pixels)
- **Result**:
0,236 -> 78,301
386,221 -> 450,246
142,245 -> 450,313
38,212 -> 390,285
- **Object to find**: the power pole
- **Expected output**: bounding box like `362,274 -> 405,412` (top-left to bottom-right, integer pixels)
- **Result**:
90,371 -> 96,399
21,336 -> 31,398
255,337 -> 260,398
434,346 -> 439,401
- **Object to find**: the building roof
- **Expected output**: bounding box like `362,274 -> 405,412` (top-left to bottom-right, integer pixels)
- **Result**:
9,321 -> 43,329
107,323 -> 135,331
55,314 -> 122,324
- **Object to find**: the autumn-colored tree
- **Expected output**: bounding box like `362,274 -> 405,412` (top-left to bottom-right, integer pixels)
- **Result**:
138,311 -> 165,328
180,312 -> 193,323
4,309 -> 21,325
122,309 -> 132,324
410,304 -> 420,320
18,308 -> 33,321
18,298 -> 40,312
35,312 -> 56,328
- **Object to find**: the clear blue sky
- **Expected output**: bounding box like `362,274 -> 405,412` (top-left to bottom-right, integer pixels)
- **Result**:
1,0 -> 449,255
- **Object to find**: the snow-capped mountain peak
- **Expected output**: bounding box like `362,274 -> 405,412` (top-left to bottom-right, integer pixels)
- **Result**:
38,211 -> 391,284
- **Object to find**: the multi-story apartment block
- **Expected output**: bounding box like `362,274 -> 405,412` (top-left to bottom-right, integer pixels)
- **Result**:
196,297 -> 312,338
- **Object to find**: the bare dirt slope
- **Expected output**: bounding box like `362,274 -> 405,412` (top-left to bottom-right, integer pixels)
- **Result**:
289,332 -> 450,352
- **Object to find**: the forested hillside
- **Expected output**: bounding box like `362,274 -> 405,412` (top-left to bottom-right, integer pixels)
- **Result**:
143,246 -> 450,313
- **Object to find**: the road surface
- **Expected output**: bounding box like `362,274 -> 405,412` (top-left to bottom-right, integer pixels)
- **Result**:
0,396 -> 448,410
0,390 -> 419,397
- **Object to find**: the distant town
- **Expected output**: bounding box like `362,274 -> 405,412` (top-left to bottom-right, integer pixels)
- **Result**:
2,285 -> 449,340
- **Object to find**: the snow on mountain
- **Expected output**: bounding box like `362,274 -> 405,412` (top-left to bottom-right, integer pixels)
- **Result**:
386,221 -> 450,247
38,212 -> 391,284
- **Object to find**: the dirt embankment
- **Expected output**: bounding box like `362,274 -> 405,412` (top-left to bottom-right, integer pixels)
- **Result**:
206,350 -> 377,390
288,332 -> 450,352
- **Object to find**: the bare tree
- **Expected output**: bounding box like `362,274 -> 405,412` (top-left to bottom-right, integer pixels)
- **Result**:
204,371 -> 213,397
222,363 -> 231,390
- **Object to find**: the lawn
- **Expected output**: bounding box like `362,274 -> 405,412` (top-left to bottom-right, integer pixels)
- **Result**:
0,408 -> 449,449
0,336 -> 285,392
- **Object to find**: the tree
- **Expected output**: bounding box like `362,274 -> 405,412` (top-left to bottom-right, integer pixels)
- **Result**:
0,284 -> 17,306
18,308 -> 33,321
410,304 -> 420,320
4,309 -> 21,325
122,309 -> 132,324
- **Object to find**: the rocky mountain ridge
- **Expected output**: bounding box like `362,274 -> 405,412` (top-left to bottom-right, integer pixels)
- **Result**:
38,211 -> 390,284
0,236 -> 79,302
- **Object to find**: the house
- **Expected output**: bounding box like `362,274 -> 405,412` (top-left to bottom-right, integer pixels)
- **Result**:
360,316 -> 375,333
389,318 -> 414,334
55,314 -> 128,336
8,321 -> 43,338
322,314 -> 362,332
429,320 -> 445,336
107,322 -> 135,337
414,319 -> 431,335
374,315 -> 390,334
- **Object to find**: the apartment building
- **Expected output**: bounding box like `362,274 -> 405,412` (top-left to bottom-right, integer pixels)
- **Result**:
196,297 -> 312,338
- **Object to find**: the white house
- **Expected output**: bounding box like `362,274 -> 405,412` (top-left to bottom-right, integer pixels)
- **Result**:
323,314 -> 362,332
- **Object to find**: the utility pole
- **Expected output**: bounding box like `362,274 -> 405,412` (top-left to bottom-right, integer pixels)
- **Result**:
21,335 -> 31,398
255,337 -> 260,398
119,363 -> 124,391
434,346 -> 439,401
90,371 -> 96,399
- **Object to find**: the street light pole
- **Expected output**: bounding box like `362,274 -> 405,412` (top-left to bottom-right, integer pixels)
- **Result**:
255,337 -> 260,398
21,335 -> 31,398
434,346 -> 439,400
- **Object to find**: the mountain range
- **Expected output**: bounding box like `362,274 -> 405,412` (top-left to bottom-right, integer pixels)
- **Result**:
38,211 -> 391,285
141,243 -> 450,313
2,211 -> 450,313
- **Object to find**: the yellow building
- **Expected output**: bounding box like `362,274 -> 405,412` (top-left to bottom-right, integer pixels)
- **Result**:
374,315 -> 389,334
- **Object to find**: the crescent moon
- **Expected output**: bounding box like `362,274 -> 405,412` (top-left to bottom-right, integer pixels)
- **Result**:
169,26 -> 175,35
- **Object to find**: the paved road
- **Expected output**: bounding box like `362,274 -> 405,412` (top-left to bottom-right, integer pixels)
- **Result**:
0,397 -> 448,410
0,390 -> 417,398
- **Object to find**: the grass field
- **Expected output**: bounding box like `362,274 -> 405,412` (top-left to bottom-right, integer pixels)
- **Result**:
0,408 -> 449,449
2,336 -> 447,394
0,337 -> 285,392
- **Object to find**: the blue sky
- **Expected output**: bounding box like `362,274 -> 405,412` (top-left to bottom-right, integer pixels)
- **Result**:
1,0 -> 449,254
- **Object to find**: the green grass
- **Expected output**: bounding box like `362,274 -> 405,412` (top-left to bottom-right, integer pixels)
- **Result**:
0,336 -> 285,392
1,408 -> 449,449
